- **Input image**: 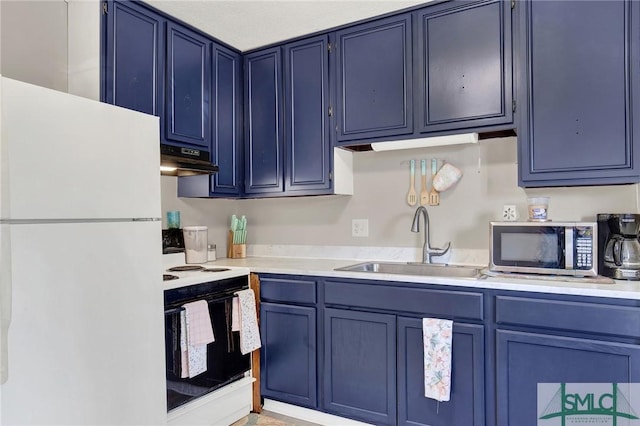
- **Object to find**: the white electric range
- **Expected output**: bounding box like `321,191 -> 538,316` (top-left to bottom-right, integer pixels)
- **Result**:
162,253 -> 254,426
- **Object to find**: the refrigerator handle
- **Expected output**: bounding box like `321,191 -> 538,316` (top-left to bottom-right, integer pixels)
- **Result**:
1,231 -> 12,384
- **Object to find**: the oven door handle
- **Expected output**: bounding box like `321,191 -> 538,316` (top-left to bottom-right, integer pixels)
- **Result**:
164,294 -> 239,316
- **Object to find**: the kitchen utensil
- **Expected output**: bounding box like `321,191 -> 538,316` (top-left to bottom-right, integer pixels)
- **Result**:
429,159 -> 440,206
239,215 -> 247,244
420,160 -> 429,206
406,160 -> 417,206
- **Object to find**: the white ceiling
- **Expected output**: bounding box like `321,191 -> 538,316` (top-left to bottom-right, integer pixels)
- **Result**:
145,0 -> 429,52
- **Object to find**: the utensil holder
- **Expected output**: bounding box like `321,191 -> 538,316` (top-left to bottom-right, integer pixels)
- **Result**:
227,230 -> 246,259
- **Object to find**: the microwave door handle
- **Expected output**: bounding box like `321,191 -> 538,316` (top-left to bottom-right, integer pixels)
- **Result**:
565,229 -> 573,270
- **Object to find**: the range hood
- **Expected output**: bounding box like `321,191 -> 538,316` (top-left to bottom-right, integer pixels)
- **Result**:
160,144 -> 219,176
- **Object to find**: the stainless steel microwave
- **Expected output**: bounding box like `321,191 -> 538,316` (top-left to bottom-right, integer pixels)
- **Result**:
490,222 -> 597,277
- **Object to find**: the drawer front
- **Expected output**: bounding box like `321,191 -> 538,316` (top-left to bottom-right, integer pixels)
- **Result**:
495,296 -> 640,339
260,276 -> 317,305
324,280 -> 483,320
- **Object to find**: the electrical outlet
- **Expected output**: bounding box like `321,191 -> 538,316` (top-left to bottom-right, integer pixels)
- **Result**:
352,219 -> 369,237
502,205 -> 518,221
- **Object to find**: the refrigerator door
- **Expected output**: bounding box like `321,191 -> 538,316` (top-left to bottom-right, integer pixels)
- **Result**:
1,221 -> 166,425
0,77 -> 161,220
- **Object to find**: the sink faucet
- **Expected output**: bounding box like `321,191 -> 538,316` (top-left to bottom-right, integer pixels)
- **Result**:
411,206 -> 451,264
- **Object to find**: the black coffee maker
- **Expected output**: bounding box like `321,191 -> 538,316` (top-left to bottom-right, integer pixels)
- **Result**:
598,213 -> 640,280
162,228 -> 184,254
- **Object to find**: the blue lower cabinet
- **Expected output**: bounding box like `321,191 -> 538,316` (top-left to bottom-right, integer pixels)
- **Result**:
323,308 -> 397,425
260,302 -> 317,408
397,318 -> 485,426
496,329 -> 640,426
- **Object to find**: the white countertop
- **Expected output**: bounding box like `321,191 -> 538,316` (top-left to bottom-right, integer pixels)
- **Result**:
196,256 -> 640,301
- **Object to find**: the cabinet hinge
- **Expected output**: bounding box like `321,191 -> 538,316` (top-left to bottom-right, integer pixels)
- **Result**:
329,171 -> 333,181
511,0 -> 515,9
103,2 -> 108,14
328,106 -> 333,117
512,100 -> 516,112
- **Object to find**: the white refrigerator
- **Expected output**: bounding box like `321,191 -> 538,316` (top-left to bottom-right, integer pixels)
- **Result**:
0,77 -> 167,424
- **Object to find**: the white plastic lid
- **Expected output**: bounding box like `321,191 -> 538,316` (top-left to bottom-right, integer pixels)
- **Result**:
183,226 -> 208,231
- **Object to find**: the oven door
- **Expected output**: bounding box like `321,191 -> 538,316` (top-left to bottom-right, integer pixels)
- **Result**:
490,224 -> 566,274
164,296 -> 251,411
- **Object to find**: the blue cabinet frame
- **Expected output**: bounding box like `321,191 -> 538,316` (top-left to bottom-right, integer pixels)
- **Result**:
210,44 -> 243,196
283,35 -> 332,194
103,0 -> 164,117
496,329 -> 640,425
261,302 -> 317,408
398,318 -> 485,426
415,0 -> 512,134
335,14 -> 414,143
244,47 -> 284,195
516,0 -> 640,187
165,22 -> 211,149
323,308 -> 397,425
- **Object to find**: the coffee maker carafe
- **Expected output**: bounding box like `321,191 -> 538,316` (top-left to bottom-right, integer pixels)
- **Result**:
598,213 -> 640,280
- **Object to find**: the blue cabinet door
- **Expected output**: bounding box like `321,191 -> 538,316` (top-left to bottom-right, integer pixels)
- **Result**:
416,0 -> 512,133
261,302 -> 317,408
517,0 -> 640,186
397,318 -> 485,426
335,14 -> 413,143
244,47 -> 284,194
496,329 -> 640,426
283,35 -> 332,194
103,0 -> 164,116
165,22 -> 211,149
323,308 -> 396,425
211,44 -> 243,196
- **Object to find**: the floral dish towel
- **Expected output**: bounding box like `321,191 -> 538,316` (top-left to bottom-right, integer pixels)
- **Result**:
422,318 -> 453,402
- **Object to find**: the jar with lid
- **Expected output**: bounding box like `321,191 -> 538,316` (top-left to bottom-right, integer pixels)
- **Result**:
207,244 -> 217,262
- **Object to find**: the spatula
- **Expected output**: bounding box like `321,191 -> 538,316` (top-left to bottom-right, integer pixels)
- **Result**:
420,159 -> 429,206
406,159 -> 417,206
429,158 -> 440,206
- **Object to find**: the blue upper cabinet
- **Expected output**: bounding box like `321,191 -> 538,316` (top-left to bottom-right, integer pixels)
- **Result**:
335,14 -> 414,143
244,47 -> 284,195
517,0 -> 640,187
283,35 -> 332,193
165,22 -> 211,150
103,0 -> 164,116
210,44 -> 243,195
245,38 -> 336,197
416,0 -> 513,133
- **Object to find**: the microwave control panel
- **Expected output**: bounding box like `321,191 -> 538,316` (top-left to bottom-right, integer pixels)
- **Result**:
574,226 -> 595,270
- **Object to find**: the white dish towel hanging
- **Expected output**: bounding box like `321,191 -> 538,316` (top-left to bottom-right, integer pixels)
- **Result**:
180,300 -> 215,378
422,318 -> 453,402
234,289 -> 261,355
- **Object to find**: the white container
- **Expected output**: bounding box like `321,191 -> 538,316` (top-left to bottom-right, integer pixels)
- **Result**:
183,226 -> 208,263
207,244 -> 217,262
527,197 -> 550,221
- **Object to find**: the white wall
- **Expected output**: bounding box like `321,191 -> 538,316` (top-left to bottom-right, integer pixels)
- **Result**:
0,0 -> 68,92
161,137 -> 639,253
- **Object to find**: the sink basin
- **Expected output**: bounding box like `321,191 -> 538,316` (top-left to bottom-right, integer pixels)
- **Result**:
334,261 -> 480,278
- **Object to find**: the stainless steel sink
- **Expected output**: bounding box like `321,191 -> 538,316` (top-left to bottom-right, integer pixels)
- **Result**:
334,261 -> 481,278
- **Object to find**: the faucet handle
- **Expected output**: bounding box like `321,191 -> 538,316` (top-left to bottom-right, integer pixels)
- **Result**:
429,241 -> 451,258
